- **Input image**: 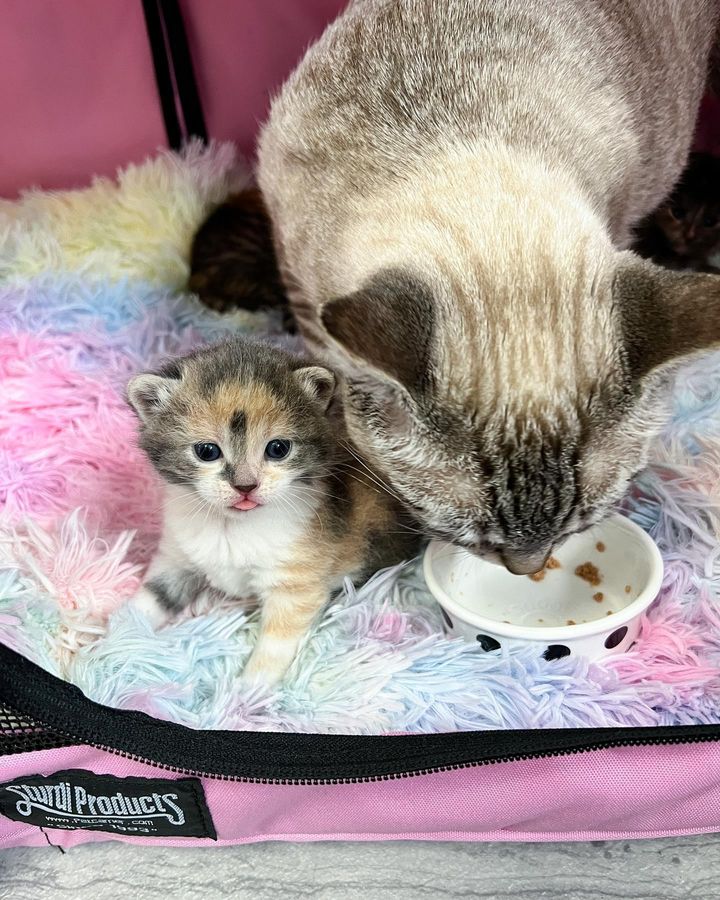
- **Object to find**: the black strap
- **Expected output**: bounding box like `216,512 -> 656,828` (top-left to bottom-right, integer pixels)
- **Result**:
2,641 -> 719,782
159,0 -> 208,144
141,0 -> 208,149
142,0 -> 183,150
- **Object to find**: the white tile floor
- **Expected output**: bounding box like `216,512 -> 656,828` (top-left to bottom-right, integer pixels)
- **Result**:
2,835 -> 720,900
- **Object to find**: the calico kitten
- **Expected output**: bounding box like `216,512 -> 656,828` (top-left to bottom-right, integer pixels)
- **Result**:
634,154 -> 720,272
189,188 -> 293,328
126,339 -> 418,684
258,0 -> 720,574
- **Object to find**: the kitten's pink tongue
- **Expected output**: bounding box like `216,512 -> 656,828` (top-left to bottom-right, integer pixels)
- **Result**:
232,498 -> 259,511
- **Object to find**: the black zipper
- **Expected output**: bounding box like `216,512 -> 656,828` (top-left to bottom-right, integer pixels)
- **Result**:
2,643 -> 719,785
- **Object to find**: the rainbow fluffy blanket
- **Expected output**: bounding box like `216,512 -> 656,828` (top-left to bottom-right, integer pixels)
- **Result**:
2,143 -> 720,734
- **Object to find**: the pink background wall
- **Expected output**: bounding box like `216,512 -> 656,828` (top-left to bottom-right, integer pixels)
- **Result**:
0,0 -> 344,198
2,2 -> 717,198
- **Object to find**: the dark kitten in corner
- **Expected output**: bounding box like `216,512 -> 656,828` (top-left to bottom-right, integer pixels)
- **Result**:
634,153 -> 720,272
189,188 -> 294,329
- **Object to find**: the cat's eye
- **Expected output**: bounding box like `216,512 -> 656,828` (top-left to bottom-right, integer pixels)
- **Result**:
265,439 -> 292,460
669,204 -> 685,220
702,213 -> 718,228
194,442 -> 223,462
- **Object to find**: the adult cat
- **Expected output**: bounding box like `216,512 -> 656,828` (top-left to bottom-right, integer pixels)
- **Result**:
258,0 -> 720,574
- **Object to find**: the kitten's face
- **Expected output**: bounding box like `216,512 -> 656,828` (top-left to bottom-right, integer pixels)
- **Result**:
655,200 -> 720,259
654,154 -> 720,260
127,342 -> 335,519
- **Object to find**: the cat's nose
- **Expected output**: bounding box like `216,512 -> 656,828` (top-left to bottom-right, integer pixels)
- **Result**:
501,549 -> 551,576
234,483 -> 258,496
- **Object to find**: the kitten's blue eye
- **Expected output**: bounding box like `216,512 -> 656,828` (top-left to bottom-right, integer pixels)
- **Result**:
703,213 -> 718,228
194,442 -> 222,462
669,204 -> 685,220
265,439 -> 292,460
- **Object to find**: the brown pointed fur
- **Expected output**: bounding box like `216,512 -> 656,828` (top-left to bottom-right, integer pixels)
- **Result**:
256,0 -> 720,571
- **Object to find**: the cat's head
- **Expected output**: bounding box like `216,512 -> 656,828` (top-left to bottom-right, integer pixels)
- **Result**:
321,260 -> 720,574
653,153 -> 720,260
127,339 -> 335,517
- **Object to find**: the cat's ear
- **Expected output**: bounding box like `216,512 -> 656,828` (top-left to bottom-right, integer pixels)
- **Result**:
294,365 -> 336,412
126,374 -> 180,422
614,253 -> 720,380
320,269 -> 434,397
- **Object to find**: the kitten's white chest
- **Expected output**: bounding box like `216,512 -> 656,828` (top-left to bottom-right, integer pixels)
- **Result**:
165,501 -> 308,598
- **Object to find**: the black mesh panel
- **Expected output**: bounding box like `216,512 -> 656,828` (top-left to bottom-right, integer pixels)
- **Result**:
0,704 -> 75,756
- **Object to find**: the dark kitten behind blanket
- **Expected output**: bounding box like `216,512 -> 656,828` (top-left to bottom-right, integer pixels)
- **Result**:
634,153 -> 720,272
189,188 -> 293,328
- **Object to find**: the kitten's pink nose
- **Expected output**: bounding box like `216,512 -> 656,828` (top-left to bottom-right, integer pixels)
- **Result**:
234,483 -> 258,496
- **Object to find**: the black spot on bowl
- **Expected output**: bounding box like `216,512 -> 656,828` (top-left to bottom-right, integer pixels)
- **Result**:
605,626 -> 628,649
476,634 -> 501,652
543,644 -> 571,661
440,608 -> 453,630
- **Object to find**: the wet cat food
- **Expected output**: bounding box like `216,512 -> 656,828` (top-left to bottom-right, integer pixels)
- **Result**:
575,562 -> 602,587
527,556 -> 561,581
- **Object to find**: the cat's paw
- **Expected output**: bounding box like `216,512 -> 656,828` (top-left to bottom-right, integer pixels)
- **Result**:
129,586 -> 172,631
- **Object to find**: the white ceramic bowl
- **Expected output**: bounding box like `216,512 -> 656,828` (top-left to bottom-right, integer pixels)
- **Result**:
423,514 -> 664,661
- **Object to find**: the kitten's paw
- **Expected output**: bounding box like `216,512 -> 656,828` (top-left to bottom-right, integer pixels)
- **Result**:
194,291 -> 239,313
241,649 -> 290,688
129,587 -> 172,631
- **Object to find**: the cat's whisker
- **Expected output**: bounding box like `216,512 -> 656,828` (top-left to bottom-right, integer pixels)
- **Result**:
277,491 -> 325,537
337,445 -> 407,504
288,492 -> 326,534
336,463 -> 402,502
334,467 -> 384,495
163,495 -> 210,518
294,483 -> 350,505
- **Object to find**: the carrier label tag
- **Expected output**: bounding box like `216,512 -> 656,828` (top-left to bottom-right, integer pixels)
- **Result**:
0,769 -> 216,838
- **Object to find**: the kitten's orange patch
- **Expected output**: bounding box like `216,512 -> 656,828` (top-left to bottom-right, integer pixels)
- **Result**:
191,380 -> 295,448
215,382 -> 284,427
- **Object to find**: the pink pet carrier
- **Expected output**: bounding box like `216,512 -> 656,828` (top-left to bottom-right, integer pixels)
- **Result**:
3,0 -> 720,849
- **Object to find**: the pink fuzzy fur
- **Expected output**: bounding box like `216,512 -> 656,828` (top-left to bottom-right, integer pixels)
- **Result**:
5,513 -> 142,616
2,247 -> 720,732
0,332 -> 162,570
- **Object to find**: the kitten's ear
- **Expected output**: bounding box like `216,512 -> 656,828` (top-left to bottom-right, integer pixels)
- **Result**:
126,374 -> 180,422
320,269 -> 434,397
614,253 -> 720,379
294,366 -> 336,412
